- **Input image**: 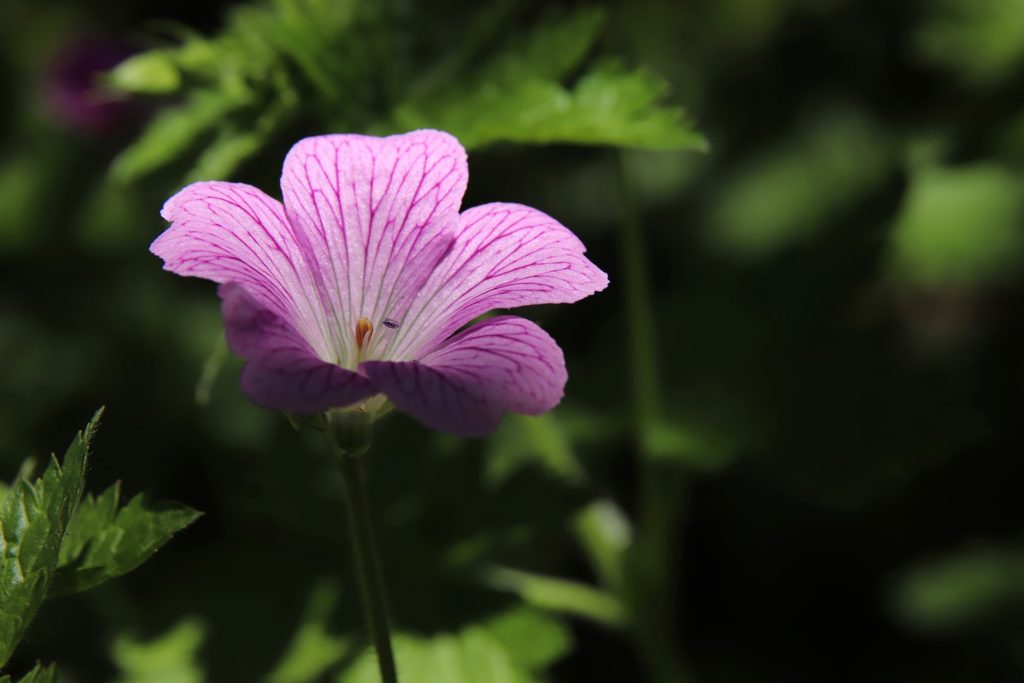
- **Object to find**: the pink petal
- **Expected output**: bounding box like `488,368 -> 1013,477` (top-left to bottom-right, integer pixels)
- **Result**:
153,181 -> 336,361
361,316 -> 567,437
220,284 -> 376,414
280,130 -> 468,364
379,203 -> 608,361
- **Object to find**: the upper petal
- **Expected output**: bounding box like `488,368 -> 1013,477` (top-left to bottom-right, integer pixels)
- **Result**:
379,203 -> 608,361
280,130 -> 468,364
220,283 -> 376,414
153,181 -> 336,361
361,316 -> 567,437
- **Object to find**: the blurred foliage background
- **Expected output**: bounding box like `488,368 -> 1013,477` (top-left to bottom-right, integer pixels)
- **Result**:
3,0 -> 1024,680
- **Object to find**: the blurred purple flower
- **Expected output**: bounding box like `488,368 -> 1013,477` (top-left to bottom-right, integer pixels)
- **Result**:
152,130 -> 608,436
45,36 -> 135,134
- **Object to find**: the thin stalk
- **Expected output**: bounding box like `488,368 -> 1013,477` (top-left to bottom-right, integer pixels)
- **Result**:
616,153 -> 693,683
335,447 -> 398,683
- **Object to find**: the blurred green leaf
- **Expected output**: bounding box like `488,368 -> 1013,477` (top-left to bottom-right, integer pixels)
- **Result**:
264,581 -> 349,683
888,163 -> 1024,288
0,662 -> 58,683
915,0 -> 1024,86
894,543 -> 1024,634
706,109 -> 891,260
110,90 -> 246,183
0,410 -> 99,667
480,565 -> 626,628
481,606 -> 572,671
339,609 -> 571,683
107,51 -> 182,94
111,618 -> 206,683
51,480 -> 200,596
484,413 -> 585,488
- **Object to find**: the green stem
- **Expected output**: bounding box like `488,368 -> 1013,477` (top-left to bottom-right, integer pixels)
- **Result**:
616,153 -> 693,683
334,448 -> 398,683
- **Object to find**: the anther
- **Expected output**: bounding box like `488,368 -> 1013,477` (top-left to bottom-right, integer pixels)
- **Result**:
383,318 -> 400,329
355,317 -> 373,351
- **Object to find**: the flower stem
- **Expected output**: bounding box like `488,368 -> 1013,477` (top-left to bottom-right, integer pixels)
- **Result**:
334,447 -> 399,683
615,153 -> 694,683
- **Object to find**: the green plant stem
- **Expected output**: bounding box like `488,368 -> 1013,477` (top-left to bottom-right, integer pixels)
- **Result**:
616,153 -> 693,683
334,448 -> 398,683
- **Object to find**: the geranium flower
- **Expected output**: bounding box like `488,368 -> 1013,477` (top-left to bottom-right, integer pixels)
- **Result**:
152,130 -> 608,436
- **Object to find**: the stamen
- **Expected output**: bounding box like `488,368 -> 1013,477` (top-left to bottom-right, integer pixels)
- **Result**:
355,317 -> 373,351
383,318 -> 400,330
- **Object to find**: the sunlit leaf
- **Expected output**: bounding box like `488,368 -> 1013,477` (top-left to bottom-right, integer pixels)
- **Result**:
0,410 -> 99,667
339,609 -> 571,683
264,581 -> 349,683
111,618 -> 206,683
888,163 -> 1024,287
51,480 -> 201,596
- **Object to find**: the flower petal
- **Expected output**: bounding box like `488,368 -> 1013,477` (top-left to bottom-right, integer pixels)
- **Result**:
220,283 -> 376,414
361,316 -> 566,437
380,203 -> 608,360
153,181 -> 336,361
280,130 -> 468,365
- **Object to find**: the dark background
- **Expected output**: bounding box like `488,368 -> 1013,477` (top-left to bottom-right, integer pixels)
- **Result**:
3,0 -> 1024,680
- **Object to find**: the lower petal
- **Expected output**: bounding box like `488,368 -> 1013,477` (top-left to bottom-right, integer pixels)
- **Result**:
361,316 -> 567,437
220,284 -> 376,414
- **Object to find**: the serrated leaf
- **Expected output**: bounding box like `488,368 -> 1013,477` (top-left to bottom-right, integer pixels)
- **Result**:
0,409 -> 101,667
390,54 -> 706,151
51,482 -> 200,595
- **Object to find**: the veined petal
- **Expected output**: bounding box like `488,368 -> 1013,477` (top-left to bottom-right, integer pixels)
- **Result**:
220,284 -> 376,414
381,203 -> 608,360
361,316 -> 566,437
153,181 -> 336,361
280,130 -> 468,365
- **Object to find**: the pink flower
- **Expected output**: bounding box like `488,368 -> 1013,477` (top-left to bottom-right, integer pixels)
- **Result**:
152,130 -> 608,436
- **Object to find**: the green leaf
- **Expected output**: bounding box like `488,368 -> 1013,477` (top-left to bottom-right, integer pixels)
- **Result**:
0,410 -> 101,667
109,90 -> 247,183
915,0 -> 1024,86
888,163 -> 1024,288
480,565 -> 627,628
481,607 -> 572,671
484,414 -> 585,488
339,609 -> 571,683
0,662 -> 58,683
264,581 -> 350,683
106,51 -> 183,94
111,618 -> 206,683
893,543 -> 1024,634
706,109 -> 892,260
391,57 -> 706,151
50,480 -> 200,596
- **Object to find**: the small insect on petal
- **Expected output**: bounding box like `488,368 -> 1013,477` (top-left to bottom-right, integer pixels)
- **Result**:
383,318 -> 400,329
